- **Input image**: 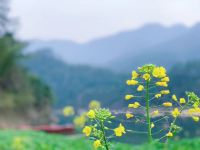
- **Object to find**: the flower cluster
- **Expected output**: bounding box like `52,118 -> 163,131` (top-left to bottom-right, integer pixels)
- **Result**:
125,64 -> 200,143
186,92 -> 200,121
83,108 -> 125,150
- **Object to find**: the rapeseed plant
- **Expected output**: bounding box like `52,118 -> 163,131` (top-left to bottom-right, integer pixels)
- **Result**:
83,108 -> 125,150
125,64 -> 200,144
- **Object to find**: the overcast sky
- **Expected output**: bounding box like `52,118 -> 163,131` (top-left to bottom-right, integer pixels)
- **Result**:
10,0 -> 200,43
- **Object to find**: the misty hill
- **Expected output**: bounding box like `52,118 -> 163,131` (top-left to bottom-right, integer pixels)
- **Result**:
112,23 -> 200,72
25,24 -> 189,67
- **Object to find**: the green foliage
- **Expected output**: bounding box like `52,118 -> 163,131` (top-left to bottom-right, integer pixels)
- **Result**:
29,75 -> 54,108
0,34 -> 54,124
0,130 -> 199,150
0,34 -> 24,78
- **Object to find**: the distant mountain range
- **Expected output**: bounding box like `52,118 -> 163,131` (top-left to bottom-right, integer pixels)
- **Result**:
24,23 -> 200,72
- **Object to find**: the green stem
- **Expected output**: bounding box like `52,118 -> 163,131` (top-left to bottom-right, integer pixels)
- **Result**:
100,121 -> 109,150
145,80 -> 152,143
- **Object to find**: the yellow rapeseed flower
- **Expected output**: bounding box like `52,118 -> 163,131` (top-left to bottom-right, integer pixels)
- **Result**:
161,77 -> 170,82
172,95 -> 178,101
180,98 -> 186,104
152,67 -> 167,78
89,100 -> 101,109
188,107 -> 200,114
192,116 -> 199,122
126,113 -> 134,119
155,94 -> 162,99
114,124 -> 126,137
82,126 -> 92,136
137,85 -> 144,91
152,110 -> 159,116
128,102 -> 140,108
156,82 -> 168,87
87,110 -> 96,119
166,132 -> 173,137
125,95 -> 134,100
63,106 -> 75,117
160,90 -> 170,95
73,114 -> 86,128
143,73 -> 151,81
93,140 -> 102,149
163,102 -> 172,107
172,108 -> 180,118
132,71 -> 139,79
126,80 -> 138,86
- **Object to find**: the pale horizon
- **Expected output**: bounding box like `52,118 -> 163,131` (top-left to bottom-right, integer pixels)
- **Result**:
10,0 -> 200,43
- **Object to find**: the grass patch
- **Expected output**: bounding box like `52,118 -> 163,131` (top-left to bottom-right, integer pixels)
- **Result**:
0,130 -> 199,150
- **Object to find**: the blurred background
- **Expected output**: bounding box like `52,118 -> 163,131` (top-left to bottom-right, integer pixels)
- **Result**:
0,0 -> 200,144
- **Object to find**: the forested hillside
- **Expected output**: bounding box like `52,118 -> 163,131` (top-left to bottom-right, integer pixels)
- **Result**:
0,34 -> 54,126
23,49 -> 128,109
23,49 -> 200,110
0,1 -> 54,126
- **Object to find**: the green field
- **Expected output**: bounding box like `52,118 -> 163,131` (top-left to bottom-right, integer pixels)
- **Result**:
0,130 -> 199,150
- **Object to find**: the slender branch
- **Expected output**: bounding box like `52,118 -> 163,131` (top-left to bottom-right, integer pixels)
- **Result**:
126,130 -> 148,134
165,100 -> 190,143
145,80 -> 152,143
153,116 -> 169,123
100,121 -> 109,150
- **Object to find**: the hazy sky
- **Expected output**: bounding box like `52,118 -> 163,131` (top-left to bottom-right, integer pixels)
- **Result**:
10,0 -> 200,43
